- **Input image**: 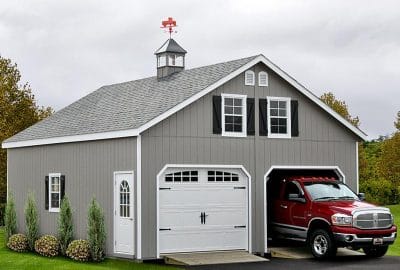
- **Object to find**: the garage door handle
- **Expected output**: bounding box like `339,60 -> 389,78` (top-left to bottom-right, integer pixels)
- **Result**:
159,228 -> 171,231
234,225 -> 246,228
280,204 -> 288,209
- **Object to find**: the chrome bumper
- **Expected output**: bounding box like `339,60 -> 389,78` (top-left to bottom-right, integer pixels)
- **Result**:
334,232 -> 397,246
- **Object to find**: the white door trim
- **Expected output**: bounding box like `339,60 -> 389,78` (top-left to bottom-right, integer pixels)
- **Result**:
136,135 -> 142,259
263,165 -> 345,253
156,164 -> 252,258
113,170 -> 135,255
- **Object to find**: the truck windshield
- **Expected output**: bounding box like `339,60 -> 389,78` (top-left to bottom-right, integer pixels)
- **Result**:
304,182 -> 359,201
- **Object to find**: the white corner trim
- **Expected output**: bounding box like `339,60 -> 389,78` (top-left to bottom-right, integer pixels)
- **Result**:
355,142 -> 359,194
156,164 -> 252,258
221,93 -> 247,137
136,135 -> 142,259
266,96 -> 291,139
3,54 -> 367,149
2,129 -> 140,148
48,172 -> 61,213
263,165 -> 346,253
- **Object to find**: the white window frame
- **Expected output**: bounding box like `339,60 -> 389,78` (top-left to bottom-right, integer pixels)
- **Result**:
49,172 -> 61,213
258,71 -> 268,86
221,93 -> 247,137
267,96 -> 291,139
244,70 -> 255,86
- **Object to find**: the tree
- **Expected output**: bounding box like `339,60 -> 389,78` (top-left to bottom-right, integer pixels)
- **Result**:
58,196 -> 74,256
24,192 -> 39,251
320,92 -> 360,127
0,55 -> 53,207
87,197 -> 106,262
4,192 -> 17,244
395,111 -> 400,132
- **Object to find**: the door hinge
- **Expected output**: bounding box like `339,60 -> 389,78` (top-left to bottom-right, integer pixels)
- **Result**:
159,228 -> 171,231
234,186 -> 246,190
159,187 -> 171,190
234,225 -> 246,228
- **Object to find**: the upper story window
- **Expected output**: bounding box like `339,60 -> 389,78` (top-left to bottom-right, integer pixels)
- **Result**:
221,94 -> 247,137
49,173 -> 61,212
258,71 -> 268,86
267,96 -> 291,138
245,70 -> 255,86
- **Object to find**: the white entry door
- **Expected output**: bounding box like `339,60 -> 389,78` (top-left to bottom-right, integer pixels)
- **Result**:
114,172 -> 134,255
159,168 -> 249,254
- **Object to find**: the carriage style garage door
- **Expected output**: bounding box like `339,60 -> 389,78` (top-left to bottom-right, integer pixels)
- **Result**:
158,167 -> 249,254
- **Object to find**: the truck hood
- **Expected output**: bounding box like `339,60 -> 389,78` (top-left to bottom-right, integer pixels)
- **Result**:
314,200 -> 389,215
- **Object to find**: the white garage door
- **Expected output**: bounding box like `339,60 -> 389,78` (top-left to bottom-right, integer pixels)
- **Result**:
159,167 -> 249,254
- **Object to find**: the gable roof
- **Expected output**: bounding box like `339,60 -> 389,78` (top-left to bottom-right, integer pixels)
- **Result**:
2,54 -> 367,148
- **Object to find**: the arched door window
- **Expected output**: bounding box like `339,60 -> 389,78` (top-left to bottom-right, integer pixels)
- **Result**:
119,180 -> 130,217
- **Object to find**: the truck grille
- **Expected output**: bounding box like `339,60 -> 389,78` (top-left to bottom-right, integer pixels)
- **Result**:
354,212 -> 392,229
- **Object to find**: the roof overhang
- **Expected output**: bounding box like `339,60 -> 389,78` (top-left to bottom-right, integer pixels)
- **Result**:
2,54 -> 367,149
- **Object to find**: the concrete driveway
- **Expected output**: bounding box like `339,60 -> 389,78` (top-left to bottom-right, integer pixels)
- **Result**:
187,256 -> 400,270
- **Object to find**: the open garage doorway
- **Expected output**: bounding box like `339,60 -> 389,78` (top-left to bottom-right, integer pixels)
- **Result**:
263,166 -> 345,253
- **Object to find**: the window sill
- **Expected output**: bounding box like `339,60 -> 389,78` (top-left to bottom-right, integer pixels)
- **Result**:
268,134 -> 292,139
49,209 -> 60,213
221,132 -> 247,138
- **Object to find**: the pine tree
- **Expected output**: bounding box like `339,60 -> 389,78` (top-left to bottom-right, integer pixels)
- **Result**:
58,196 -> 74,256
4,192 -> 17,244
87,197 -> 106,262
24,192 -> 38,251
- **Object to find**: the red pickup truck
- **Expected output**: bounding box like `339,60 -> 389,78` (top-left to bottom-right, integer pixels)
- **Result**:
271,176 -> 397,259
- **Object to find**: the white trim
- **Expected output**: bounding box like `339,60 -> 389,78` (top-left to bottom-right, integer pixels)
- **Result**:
2,54 -> 367,149
156,164 -> 252,258
6,150 -> 8,201
136,135 -> 142,259
266,96 -> 291,139
356,142 -> 359,193
263,165 -> 345,253
244,70 -> 255,86
221,93 -> 247,137
48,172 -> 61,213
2,129 -> 139,148
258,71 -> 268,87
113,170 -> 135,256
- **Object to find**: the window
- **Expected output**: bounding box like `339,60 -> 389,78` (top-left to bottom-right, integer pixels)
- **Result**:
119,180 -> 131,217
284,182 -> 302,200
258,71 -> 268,86
49,173 -> 61,212
165,171 -> 198,182
208,171 -> 239,182
245,70 -> 255,86
267,96 -> 291,138
167,54 -> 184,67
222,94 -> 247,137
157,55 -> 166,67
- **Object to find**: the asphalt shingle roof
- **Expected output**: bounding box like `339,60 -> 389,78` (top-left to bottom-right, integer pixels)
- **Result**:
5,55 -> 258,143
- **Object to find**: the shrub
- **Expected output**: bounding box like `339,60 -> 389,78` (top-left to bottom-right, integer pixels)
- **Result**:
360,178 -> 400,205
24,192 -> 39,251
66,239 -> 90,261
7,234 -> 28,252
87,197 -> 106,262
34,235 -> 59,257
0,202 -> 5,226
4,193 -> 17,244
58,196 -> 73,256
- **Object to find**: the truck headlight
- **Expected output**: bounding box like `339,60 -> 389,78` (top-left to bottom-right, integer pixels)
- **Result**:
331,213 -> 353,226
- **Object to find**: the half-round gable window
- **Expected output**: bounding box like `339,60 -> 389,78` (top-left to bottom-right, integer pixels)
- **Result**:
258,71 -> 268,86
245,70 -> 255,86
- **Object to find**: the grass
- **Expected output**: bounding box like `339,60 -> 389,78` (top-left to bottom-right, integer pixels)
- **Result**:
387,204 -> 400,256
0,228 -> 177,270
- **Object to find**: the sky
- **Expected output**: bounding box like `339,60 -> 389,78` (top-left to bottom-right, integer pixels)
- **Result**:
1,0 -> 399,139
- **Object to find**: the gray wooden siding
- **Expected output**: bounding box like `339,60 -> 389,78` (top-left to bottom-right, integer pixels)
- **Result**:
7,137 -> 137,255
140,63 -> 359,258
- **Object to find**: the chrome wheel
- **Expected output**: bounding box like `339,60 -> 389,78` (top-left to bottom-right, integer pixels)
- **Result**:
313,234 -> 328,255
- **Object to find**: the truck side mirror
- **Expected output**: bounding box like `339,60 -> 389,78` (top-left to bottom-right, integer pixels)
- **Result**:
358,193 -> 366,201
288,193 -> 306,203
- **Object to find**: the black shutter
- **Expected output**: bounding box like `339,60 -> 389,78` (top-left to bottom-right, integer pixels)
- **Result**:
45,176 -> 49,210
259,99 -> 268,136
291,100 -> 299,137
246,98 -> 255,135
60,175 -> 65,201
212,95 -> 222,134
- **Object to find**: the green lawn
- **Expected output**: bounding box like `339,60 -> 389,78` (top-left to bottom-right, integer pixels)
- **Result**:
0,228 -> 177,270
387,204 -> 400,256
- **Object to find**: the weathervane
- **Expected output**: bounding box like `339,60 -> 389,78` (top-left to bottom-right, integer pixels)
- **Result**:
161,17 -> 178,38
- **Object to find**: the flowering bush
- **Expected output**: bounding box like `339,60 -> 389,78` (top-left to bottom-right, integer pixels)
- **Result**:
66,239 -> 91,261
7,234 -> 28,252
34,235 -> 59,257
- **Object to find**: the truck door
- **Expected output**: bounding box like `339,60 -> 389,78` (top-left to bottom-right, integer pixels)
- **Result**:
284,181 -> 309,230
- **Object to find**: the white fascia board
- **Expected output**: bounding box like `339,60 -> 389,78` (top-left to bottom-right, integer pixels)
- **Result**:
2,128 -> 140,148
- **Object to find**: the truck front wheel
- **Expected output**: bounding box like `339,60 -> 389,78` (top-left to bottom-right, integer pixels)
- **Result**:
363,246 -> 388,258
309,229 -> 337,259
